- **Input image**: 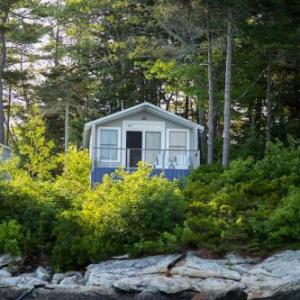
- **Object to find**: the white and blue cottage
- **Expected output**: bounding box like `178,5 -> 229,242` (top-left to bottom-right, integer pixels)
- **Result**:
83,102 -> 204,183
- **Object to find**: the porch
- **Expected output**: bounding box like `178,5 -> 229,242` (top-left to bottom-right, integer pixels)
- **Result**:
91,148 -> 200,183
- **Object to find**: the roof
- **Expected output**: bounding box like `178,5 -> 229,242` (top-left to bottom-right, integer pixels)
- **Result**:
84,102 -> 204,132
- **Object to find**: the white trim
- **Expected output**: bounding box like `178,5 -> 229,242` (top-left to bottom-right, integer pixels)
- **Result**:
84,102 -> 204,132
122,120 -> 165,165
98,127 -> 121,163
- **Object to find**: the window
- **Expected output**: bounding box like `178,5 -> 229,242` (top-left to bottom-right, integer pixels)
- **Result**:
168,130 -> 188,162
100,129 -> 119,161
145,131 -> 161,164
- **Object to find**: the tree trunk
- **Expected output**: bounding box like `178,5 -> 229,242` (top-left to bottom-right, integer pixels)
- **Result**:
207,14 -> 215,164
20,45 -> 29,108
54,25 -> 60,67
184,96 -> 189,118
222,10 -> 233,168
0,13 -> 8,145
198,106 -> 207,164
64,100 -> 70,152
6,81 -> 11,145
266,50 -> 272,142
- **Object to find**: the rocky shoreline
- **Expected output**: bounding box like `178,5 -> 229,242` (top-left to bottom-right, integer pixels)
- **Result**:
1,250 -> 300,299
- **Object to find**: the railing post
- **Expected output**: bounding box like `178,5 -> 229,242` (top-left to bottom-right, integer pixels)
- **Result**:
109,149 -> 112,168
162,149 -> 165,171
127,148 -> 130,172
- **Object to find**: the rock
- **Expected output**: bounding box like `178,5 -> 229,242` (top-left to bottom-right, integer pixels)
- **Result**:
242,250 -> 300,299
3,250 -> 300,299
64,270 -> 79,277
52,273 -> 65,284
0,274 -> 47,288
170,252 -> 242,281
0,268 -> 11,278
35,266 -> 51,282
0,254 -> 21,267
112,254 -> 130,260
85,254 -> 180,287
225,253 -> 259,265
60,272 -> 86,286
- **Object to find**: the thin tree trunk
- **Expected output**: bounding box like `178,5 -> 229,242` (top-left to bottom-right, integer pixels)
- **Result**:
266,50 -> 272,142
207,13 -> 215,164
0,13 -> 8,145
222,10 -> 233,168
6,81 -> 12,144
198,106 -> 207,164
20,45 -> 29,108
64,100 -> 70,152
54,25 -> 60,67
184,96 -> 189,118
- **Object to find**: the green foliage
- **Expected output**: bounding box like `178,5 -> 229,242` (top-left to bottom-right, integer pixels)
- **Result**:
17,105 -> 57,180
178,141 -> 300,254
0,220 -> 23,256
52,163 -> 184,269
2,116 -> 300,270
54,146 -> 91,203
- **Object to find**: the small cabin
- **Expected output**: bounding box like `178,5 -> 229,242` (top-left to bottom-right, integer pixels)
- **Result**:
0,143 -> 11,162
83,102 -> 204,183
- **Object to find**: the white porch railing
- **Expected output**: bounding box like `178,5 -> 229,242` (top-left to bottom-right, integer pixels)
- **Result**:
92,148 -> 200,171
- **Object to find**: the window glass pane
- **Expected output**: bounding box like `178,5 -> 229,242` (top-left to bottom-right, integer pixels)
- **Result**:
100,129 -> 118,160
169,131 -> 187,163
169,131 -> 187,148
145,132 -> 161,149
101,129 -> 118,145
145,132 -> 161,165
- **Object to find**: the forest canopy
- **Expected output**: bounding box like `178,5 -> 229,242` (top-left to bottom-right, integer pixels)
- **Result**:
0,0 -> 299,163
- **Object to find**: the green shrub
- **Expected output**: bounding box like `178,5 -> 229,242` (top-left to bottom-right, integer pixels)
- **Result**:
52,163 -> 185,269
178,140 -> 300,255
0,220 -> 23,256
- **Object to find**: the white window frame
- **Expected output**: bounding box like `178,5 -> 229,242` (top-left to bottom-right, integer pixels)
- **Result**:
122,121 -> 165,165
98,127 -> 121,162
166,128 -> 190,151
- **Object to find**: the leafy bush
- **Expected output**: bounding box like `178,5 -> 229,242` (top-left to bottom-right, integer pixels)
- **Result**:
52,163 -> 184,269
0,220 -> 23,256
178,140 -> 300,254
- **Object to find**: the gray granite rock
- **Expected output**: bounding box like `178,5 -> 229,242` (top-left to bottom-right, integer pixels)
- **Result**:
0,268 -> 11,278
52,273 -> 65,284
35,266 -> 51,282
1,250 -> 300,299
59,272 -> 86,286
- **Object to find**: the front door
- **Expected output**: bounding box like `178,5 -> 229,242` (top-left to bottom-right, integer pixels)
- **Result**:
126,131 -> 142,167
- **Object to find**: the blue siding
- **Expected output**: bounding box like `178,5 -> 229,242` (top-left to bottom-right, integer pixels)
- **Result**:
0,146 -> 11,161
91,167 -> 190,184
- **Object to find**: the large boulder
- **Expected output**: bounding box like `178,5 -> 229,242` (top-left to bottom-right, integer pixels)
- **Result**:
35,266 -> 51,282
0,273 -> 47,288
243,250 -> 300,299
85,252 -> 245,299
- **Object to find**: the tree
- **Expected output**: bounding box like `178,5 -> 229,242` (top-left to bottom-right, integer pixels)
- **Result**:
17,105 -> 56,179
206,10 -> 215,164
222,10 -> 233,168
